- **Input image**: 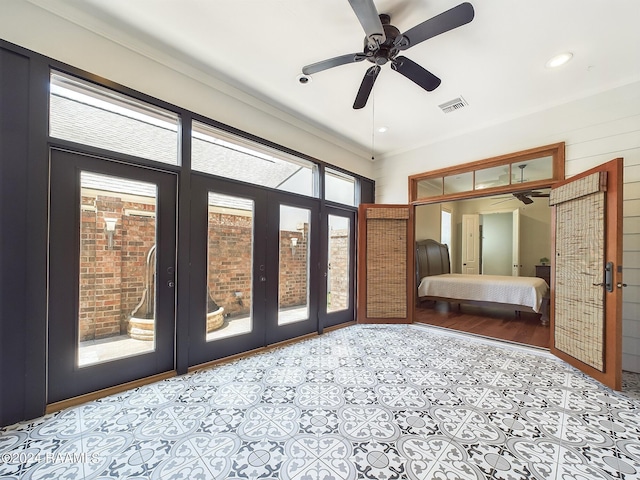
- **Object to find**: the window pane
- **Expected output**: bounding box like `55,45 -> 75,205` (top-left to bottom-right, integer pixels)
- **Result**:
78,172 -> 156,367
192,121 -> 317,196
444,172 -> 473,195
512,156 -> 553,184
416,178 -> 443,198
206,192 -> 254,341
325,168 -> 355,205
50,71 -> 180,165
328,215 -> 350,313
475,165 -> 510,190
279,205 -> 310,325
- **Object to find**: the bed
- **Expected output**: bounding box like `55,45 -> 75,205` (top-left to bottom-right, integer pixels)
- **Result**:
416,239 -> 550,325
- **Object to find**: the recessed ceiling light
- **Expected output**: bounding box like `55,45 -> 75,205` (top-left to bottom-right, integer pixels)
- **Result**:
545,52 -> 573,68
377,126 -> 388,133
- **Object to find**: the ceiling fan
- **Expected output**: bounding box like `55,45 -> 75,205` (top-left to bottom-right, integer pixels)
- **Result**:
300,0 -> 475,109
492,164 -> 550,205
512,190 -> 550,205
491,190 -> 550,206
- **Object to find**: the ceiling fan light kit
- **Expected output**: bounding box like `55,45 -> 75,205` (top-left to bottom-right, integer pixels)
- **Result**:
300,1 -> 475,109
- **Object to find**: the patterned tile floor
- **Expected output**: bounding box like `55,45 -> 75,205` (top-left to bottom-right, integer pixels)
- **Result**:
1,324 -> 639,479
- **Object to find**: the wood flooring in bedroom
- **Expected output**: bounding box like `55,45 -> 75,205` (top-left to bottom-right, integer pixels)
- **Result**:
414,301 -> 550,349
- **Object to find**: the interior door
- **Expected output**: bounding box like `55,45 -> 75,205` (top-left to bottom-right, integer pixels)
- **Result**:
512,208 -> 521,276
550,158 -> 623,390
461,213 -> 479,274
357,204 -> 413,323
48,149 -> 177,404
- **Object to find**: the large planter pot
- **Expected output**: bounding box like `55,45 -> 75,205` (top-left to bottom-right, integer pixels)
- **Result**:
128,317 -> 154,341
207,307 -> 225,332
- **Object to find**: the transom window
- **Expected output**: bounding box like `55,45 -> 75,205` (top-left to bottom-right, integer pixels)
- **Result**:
49,71 -> 180,165
409,143 -> 564,203
192,121 -> 318,197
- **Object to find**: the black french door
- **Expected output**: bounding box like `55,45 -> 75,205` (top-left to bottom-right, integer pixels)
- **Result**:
48,149 -> 177,403
319,206 -> 356,330
188,176 -> 320,366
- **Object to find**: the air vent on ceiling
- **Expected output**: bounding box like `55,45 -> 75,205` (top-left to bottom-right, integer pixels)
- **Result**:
438,96 -> 468,114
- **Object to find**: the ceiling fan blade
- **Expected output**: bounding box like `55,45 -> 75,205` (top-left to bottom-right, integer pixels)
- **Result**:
396,2 -> 475,51
353,65 -> 381,109
348,0 -> 386,49
391,56 -> 441,91
514,193 -> 534,205
302,52 -> 368,75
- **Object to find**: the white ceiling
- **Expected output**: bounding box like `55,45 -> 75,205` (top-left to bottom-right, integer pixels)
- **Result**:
27,0 -> 640,160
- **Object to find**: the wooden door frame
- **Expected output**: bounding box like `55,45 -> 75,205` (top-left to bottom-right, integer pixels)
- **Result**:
550,158 -> 623,390
357,204 -> 414,323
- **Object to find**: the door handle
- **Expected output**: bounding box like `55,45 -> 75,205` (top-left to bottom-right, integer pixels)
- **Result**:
617,283 -> 628,288
593,262 -> 614,292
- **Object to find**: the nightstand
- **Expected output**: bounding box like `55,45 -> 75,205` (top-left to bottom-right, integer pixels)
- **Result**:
535,264 -> 551,286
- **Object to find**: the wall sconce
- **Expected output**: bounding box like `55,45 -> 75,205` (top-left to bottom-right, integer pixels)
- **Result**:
290,237 -> 298,255
104,218 -> 117,250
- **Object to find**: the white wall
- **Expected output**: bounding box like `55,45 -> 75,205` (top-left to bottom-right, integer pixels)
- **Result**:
482,213 -> 512,276
415,204 -> 442,242
378,81 -> 640,373
0,0 -> 374,180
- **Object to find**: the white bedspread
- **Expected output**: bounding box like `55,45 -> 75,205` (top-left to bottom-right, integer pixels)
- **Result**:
418,274 -> 549,312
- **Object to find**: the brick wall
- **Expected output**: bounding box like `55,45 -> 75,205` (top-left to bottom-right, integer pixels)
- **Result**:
207,211 -> 253,317
328,228 -> 349,311
79,196 -> 334,341
278,229 -> 308,309
206,211 -> 310,316
79,194 -> 156,341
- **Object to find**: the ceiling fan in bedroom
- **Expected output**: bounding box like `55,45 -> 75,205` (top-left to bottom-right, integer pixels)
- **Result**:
492,165 -> 551,205
300,0 -> 475,109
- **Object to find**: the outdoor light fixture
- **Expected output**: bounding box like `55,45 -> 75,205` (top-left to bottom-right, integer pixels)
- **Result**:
104,217 -> 117,250
290,237 -> 298,255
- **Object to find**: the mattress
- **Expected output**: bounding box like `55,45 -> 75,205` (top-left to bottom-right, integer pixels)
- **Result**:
417,273 -> 549,312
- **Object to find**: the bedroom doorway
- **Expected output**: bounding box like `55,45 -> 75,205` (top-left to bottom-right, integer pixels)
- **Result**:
414,191 -> 552,348
411,158 -> 624,389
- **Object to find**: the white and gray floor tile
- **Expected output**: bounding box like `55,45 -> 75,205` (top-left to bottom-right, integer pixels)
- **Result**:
1,324 -> 639,479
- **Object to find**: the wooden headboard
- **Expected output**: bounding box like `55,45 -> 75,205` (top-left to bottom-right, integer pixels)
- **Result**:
416,239 -> 451,283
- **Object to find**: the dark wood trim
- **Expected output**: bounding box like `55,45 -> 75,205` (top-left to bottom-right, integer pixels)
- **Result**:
408,142 -> 565,204
46,370 -> 176,414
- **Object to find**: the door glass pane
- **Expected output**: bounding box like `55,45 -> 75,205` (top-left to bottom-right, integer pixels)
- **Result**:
78,172 -> 157,367
327,215 -> 350,313
206,192 -> 254,341
279,205 -> 310,325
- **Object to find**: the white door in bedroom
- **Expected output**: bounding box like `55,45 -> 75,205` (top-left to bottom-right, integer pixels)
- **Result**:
461,214 -> 479,274
512,208 -> 521,276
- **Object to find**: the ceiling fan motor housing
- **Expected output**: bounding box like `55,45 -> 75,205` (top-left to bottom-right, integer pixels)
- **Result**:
364,16 -> 402,65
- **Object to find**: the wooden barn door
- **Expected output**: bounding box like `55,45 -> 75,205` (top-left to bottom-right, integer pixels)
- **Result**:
357,204 -> 413,323
550,158 -> 624,390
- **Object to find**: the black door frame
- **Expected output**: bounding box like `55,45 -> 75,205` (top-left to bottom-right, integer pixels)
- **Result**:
319,206 -> 357,330
188,175 -> 323,366
47,148 -> 177,404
